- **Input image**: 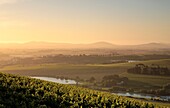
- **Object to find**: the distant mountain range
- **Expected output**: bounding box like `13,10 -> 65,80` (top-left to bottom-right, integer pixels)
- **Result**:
0,41 -> 169,49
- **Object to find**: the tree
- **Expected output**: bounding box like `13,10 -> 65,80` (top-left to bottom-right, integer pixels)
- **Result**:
89,77 -> 95,83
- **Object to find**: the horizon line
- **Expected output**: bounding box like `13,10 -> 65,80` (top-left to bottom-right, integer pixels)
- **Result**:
0,41 -> 168,46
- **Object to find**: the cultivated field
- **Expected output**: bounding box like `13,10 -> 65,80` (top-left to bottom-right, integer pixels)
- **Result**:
1,59 -> 170,85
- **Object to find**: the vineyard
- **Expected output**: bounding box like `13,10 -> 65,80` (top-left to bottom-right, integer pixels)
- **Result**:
0,72 -> 161,108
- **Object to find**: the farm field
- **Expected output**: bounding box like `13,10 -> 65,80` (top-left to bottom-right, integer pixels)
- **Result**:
1,59 -> 170,81
120,72 -> 170,87
0,51 -> 170,106
1,59 -> 170,96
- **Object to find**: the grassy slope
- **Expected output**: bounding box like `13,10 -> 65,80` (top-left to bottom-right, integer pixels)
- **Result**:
120,72 -> 170,87
0,59 -> 170,90
0,63 -> 127,80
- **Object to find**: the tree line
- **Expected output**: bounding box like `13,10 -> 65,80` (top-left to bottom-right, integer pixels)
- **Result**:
127,64 -> 170,76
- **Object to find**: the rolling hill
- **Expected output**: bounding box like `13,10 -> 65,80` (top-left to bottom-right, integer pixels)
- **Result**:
0,41 -> 169,50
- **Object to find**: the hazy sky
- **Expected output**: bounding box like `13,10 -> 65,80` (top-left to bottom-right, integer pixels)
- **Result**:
0,0 -> 170,44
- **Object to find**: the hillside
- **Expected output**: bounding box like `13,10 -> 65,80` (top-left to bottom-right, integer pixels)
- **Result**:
0,72 -> 159,108
0,42 -> 169,50
1,59 -> 170,81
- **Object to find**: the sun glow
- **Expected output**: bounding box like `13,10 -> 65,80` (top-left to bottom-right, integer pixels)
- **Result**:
0,0 -> 169,44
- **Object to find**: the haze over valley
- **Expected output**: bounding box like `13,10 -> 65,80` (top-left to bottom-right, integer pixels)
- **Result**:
0,0 -> 170,107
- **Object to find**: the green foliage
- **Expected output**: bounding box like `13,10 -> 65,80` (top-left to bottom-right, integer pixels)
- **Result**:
127,64 -> 170,76
0,72 -> 160,108
102,75 -> 128,87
